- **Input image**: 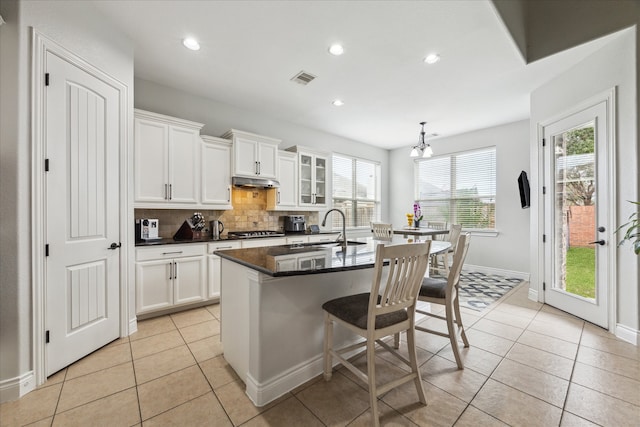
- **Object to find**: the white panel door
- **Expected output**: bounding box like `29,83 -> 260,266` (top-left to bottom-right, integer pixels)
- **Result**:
134,118 -> 169,202
45,52 -> 120,375
136,260 -> 173,314
173,256 -> 206,305
257,141 -> 278,178
277,153 -> 298,208
168,126 -> 199,203
233,137 -> 259,177
201,139 -> 231,206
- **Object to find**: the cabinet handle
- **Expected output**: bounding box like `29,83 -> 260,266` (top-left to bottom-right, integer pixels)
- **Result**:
214,246 -> 233,250
255,161 -> 259,175
257,161 -> 261,175
277,191 -> 281,204
169,184 -> 172,200
162,251 -> 183,255
168,262 -> 173,280
174,261 -> 177,279
164,183 -> 168,200
227,187 -> 230,202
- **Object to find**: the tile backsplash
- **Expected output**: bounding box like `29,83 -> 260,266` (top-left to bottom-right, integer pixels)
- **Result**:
135,188 -> 319,239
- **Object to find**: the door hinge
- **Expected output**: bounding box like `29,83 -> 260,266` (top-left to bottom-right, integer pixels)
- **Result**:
45,73 -> 50,86
45,244 -> 49,256
543,282 -> 546,291
542,186 -> 546,195
45,158 -> 50,172
542,138 -> 546,147
542,234 -> 546,243
45,330 -> 50,343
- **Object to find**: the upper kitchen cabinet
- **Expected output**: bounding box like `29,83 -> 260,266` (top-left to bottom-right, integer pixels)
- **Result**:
286,146 -> 328,209
134,109 -> 203,207
222,129 -> 280,179
201,135 -> 233,209
267,151 -> 297,210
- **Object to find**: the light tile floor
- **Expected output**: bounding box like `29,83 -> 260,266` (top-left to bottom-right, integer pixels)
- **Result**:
2,284 -> 639,426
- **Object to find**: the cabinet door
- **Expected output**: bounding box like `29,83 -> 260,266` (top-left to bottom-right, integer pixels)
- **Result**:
233,137 -> 259,177
208,255 -> 221,299
308,233 -> 340,243
278,153 -> 298,207
173,256 -> 206,305
168,126 -> 199,204
286,236 -> 308,244
256,142 -> 278,178
313,155 -> 327,207
136,260 -> 173,314
134,119 -> 169,202
299,153 -> 314,206
202,140 -> 231,206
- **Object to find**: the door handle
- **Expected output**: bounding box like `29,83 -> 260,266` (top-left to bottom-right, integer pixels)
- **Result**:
108,242 -> 121,250
589,240 -> 606,246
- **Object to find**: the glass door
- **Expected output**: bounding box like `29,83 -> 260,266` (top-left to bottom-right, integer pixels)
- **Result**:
543,100 -> 610,328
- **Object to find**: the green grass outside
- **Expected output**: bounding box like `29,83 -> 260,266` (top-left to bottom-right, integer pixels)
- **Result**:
565,247 -> 595,299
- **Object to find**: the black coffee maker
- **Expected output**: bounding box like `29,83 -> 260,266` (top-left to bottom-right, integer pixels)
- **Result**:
283,215 -> 306,232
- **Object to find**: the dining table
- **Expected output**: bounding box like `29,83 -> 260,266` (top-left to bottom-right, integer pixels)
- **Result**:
393,226 -> 449,241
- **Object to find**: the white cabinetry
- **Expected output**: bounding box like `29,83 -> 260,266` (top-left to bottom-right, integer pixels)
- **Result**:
201,135 -> 232,209
267,151 -> 297,210
134,110 -> 203,207
308,233 -> 340,243
285,235 -> 308,245
208,241 -> 242,300
223,129 -> 280,179
286,146 -> 328,209
241,237 -> 287,248
135,244 -> 206,315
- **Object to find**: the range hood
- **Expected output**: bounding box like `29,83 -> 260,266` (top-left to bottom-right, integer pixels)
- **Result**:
232,176 -> 280,189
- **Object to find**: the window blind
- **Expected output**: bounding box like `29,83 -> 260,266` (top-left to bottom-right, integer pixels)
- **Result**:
415,147 -> 496,229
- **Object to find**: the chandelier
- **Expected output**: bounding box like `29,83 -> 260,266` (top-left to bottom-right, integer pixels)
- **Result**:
410,121 -> 434,158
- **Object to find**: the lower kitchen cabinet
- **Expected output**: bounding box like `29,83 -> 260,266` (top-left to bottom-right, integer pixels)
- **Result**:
208,241 -> 242,299
136,243 -> 206,315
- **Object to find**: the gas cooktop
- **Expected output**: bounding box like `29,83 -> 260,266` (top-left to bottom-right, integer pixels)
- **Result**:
227,230 -> 286,239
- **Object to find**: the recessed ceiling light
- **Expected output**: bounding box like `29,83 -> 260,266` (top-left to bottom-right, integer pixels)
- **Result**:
424,53 -> 440,64
332,99 -> 344,106
328,44 -> 344,56
183,37 -> 200,51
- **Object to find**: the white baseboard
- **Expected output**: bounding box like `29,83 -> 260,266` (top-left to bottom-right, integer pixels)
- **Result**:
0,371 -> 35,404
245,354 -> 324,407
244,345 -> 363,407
615,323 -> 639,345
128,317 -> 138,336
462,264 -> 530,281
528,287 -> 539,303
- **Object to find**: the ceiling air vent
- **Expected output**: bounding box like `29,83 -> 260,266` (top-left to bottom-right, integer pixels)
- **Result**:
290,71 -> 317,85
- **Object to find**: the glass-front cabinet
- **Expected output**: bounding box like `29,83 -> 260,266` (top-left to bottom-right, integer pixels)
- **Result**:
297,151 -> 327,208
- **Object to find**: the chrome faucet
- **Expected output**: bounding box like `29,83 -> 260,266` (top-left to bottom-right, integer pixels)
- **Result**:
321,208 -> 347,248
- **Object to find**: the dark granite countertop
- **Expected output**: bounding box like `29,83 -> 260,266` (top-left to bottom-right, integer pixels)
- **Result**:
215,237 -> 450,277
134,231 -> 340,247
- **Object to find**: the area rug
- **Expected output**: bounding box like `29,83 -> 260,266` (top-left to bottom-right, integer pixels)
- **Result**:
433,271 -> 525,312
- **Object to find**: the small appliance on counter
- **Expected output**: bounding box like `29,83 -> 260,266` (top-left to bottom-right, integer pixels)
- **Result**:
136,218 -> 161,241
210,220 -> 224,240
284,215 -> 306,232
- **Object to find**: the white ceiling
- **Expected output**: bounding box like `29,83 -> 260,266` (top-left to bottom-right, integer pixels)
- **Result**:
92,0 -> 614,150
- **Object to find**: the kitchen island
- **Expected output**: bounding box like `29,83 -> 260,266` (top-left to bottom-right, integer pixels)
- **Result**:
216,236 -> 450,406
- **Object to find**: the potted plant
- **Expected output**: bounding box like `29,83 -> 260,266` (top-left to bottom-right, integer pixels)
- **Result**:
413,202 -> 423,228
616,200 -> 639,254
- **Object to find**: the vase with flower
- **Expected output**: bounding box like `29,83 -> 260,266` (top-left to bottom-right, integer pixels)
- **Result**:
413,202 -> 423,228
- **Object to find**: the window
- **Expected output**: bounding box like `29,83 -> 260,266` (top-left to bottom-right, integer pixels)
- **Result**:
332,154 -> 381,228
415,147 -> 496,229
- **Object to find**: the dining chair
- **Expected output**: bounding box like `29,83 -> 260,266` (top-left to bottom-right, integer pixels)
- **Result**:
431,223 -> 462,276
370,222 -> 393,241
426,220 -> 448,241
322,241 -> 431,427
416,233 -> 470,369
